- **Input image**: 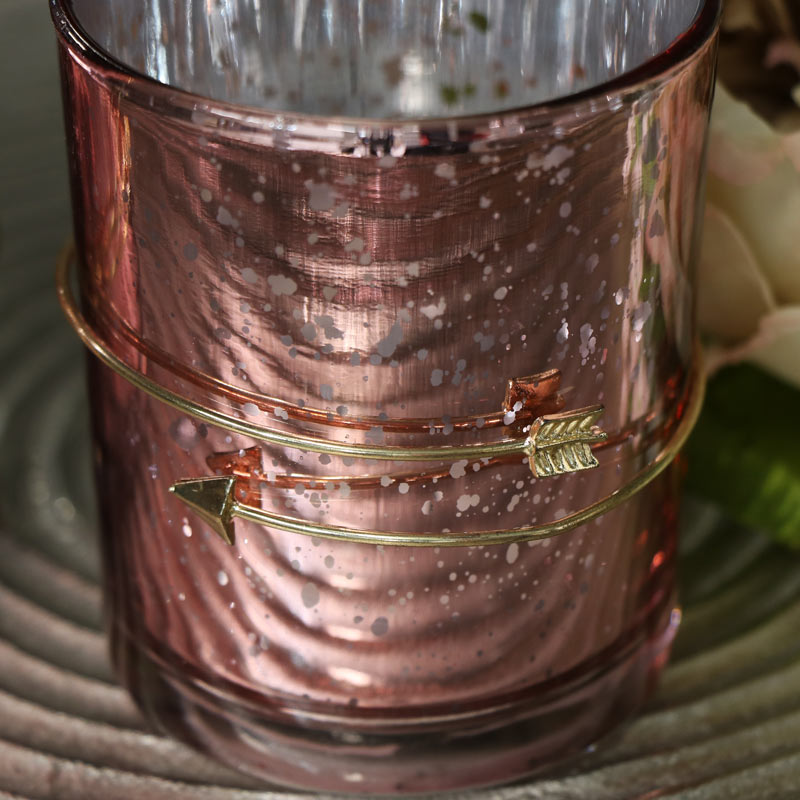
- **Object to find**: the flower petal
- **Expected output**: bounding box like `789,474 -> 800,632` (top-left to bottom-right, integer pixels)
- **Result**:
707,91 -> 800,307
709,162 -> 800,305
778,128 -> 800,171
708,306 -> 800,387
697,204 -> 777,343
722,0 -> 763,33
747,307 -> 800,387
707,84 -> 785,185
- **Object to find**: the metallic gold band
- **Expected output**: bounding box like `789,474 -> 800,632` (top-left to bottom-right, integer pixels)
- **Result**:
170,366 -> 701,549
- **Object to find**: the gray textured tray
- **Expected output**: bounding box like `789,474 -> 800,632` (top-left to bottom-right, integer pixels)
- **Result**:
2,2 -> 800,798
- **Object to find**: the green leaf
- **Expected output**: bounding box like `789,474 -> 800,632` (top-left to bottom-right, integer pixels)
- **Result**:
685,364 -> 800,548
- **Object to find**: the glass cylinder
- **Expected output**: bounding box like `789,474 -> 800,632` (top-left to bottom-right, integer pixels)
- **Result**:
52,0 -> 719,793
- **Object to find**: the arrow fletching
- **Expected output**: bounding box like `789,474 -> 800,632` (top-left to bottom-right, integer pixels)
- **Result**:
527,405 -> 607,478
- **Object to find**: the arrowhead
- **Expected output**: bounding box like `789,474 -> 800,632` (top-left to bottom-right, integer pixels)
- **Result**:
169,476 -> 237,545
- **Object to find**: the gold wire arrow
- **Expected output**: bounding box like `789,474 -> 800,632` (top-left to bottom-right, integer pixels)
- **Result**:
168,409 -> 614,548
57,244 -> 705,548
163,387 -> 702,548
167,386 -> 694,547
171,407 -> 610,546
169,472 -> 586,548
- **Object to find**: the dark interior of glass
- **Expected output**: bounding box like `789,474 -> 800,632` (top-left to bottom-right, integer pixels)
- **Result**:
69,0 -> 702,118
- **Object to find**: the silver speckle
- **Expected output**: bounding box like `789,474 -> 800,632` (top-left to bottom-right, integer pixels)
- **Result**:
304,180 -> 337,212
449,460 -> 468,479
371,617 -> 389,636
302,582 -> 320,608
506,543 -> 519,565
377,322 -> 404,358
216,206 -> 236,226
434,162 -> 456,180
267,274 -> 298,295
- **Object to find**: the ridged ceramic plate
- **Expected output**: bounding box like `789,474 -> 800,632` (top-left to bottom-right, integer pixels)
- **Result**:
1,2 -> 800,798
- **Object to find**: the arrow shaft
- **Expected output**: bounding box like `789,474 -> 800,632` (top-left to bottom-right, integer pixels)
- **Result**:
174,371 -> 704,547
229,407 -> 682,547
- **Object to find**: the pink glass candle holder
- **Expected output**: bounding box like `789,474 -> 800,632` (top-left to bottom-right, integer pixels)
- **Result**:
52,0 -> 719,793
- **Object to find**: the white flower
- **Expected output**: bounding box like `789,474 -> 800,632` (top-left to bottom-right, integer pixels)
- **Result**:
697,83 -> 800,387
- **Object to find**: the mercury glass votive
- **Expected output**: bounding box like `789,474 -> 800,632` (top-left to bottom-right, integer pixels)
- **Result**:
52,0 -> 719,793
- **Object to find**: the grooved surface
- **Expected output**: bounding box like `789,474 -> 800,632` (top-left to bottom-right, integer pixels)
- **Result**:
2,2 -> 799,798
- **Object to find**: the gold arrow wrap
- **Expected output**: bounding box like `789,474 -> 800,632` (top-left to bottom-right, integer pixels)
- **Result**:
58,244 -> 705,548
169,383 -> 700,548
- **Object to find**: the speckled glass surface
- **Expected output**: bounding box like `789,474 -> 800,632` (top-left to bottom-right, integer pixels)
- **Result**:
52,0 -> 719,793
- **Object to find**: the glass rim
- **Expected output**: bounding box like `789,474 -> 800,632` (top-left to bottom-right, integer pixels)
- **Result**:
51,0 -> 721,133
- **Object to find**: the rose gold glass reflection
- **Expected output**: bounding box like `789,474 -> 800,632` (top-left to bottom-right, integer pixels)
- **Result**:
53,0 -> 720,792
